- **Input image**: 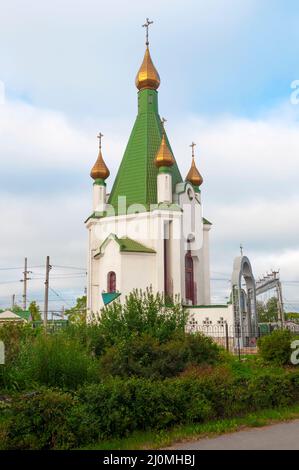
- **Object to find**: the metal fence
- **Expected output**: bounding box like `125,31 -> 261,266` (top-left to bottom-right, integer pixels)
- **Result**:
187,322 -> 299,356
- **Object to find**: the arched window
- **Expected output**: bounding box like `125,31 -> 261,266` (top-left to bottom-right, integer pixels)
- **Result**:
185,251 -> 195,305
107,271 -> 116,293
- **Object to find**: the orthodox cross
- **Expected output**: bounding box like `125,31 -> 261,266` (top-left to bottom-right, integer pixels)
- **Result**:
97,132 -> 103,149
190,142 -> 196,158
142,18 -> 153,46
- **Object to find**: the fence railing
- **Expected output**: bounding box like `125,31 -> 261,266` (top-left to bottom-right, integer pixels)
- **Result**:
187,322 -> 299,356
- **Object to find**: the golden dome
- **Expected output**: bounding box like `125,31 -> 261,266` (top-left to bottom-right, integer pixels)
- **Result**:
90,148 -> 110,181
135,47 -> 160,91
186,157 -> 203,186
154,132 -> 175,168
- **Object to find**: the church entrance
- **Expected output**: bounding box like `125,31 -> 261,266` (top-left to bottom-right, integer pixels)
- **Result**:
185,251 -> 195,305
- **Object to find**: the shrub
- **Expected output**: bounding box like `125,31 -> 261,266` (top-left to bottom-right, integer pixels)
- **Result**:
0,323 -> 38,364
97,288 -> 187,346
9,333 -> 97,390
62,323 -> 106,357
2,369 -> 299,449
100,332 -> 223,379
257,329 -> 293,366
0,388 -> 92,450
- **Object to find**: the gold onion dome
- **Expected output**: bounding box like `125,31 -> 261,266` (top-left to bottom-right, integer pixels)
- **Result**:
154,132 -> 175,168
90,134 -> 110,181
135,47 -> 160,91
186,157 -> 203,186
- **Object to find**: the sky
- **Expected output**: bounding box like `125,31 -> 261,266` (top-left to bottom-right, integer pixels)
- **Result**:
1,0 -> 299,312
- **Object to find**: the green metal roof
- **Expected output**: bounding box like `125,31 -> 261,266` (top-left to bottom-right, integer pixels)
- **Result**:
95,234 -> 156,257
118,236 -> 156,253
17,310 -> 31,321
203,217 -> 212,225
102,292 -> 121,305
108,89 -> 183,212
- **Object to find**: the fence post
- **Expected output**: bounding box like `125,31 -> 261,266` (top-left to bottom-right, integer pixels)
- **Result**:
237,322 -> 241,361
225,322 -> 229,352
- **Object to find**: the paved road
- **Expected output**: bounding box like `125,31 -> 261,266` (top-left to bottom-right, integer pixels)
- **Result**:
170,419 -> 299,450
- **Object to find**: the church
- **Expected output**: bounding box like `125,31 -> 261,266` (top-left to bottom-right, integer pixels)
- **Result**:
85,20 -> 212,317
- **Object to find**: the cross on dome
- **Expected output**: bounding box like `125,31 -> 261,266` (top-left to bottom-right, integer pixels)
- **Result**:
97,132 -> 104,149
142,18 -> 153,46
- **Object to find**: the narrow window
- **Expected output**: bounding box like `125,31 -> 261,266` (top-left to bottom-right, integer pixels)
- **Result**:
185,251 -> 195,305
107,271 -> 116,293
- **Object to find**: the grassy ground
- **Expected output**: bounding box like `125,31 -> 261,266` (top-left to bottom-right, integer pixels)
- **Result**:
80,404 -> 299,450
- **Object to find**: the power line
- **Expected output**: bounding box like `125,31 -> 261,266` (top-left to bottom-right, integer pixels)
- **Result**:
49,287 -> 73,308
0,265 -> 44,271
52,265 -> 86,271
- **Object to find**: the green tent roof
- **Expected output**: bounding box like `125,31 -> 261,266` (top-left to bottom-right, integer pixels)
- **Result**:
95,234 -> 156,257
108,89 -> 183,212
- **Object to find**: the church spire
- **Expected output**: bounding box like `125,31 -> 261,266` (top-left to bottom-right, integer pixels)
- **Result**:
90,133 -> 110,182
135,18 -> 160,91
186,142 -> 203,187
108,20 -> 182,210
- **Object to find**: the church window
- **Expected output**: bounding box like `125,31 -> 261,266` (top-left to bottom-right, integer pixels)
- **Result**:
185,251 -> 195,305
107,271 -> 116,293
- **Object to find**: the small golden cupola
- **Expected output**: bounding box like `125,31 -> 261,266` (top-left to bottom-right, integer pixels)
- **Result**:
135,18 -> 160,91
90,133 -> 110,182
186,142 -> 203,187
154,118 -> 175,168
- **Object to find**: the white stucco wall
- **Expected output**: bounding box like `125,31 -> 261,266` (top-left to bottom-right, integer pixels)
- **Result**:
120,252 -> 156,298
157,173 -> 172,203
86,180 -> 212,316
185,305 -> 234,330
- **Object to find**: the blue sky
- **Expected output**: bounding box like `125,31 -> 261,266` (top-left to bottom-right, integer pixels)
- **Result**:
1,0 -> 299,311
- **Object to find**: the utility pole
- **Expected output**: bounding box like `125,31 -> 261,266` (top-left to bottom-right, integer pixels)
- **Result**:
11,294 -> 15,309
43,256 -> 52,330
21,257 -> 31,311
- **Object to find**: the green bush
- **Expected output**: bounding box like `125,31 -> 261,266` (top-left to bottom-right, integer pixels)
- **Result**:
97,288 -> 187,346
257,329 -> 293,366
0,388 -> 92,450
7,333 -> 97,390
2,368 -> 299,449
100,332 -> 222,379
0,323 -> 38,364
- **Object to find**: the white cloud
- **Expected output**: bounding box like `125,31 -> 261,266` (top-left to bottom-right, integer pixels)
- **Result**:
0,99 -> 127,171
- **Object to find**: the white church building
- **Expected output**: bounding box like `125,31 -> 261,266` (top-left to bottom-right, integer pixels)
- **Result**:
85,23 -> 258,346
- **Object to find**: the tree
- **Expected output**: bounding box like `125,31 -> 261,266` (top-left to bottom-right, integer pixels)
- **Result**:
285,312 -> 299,322
257,297 -> 279,323
65,296 -> 87,324
28,301 -> 42,321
